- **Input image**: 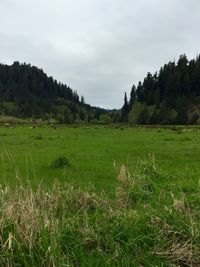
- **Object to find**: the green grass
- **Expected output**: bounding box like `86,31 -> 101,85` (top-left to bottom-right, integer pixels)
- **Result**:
0,125 -> 200,266
0,125 -> 200,191
0,156 -> 199,266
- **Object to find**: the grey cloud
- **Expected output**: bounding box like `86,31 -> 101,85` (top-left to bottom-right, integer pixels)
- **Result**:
0,0 -> 200,108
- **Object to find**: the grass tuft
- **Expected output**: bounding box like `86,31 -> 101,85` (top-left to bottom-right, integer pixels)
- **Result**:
50,156 -> 70,168
34,133 -> 43,140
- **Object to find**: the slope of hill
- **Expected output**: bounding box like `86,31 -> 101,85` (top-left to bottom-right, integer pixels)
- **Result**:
122,54 -> 200,125
0,62 -> 106,123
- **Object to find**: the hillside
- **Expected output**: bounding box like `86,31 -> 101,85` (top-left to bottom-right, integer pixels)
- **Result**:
122,54 -> 200,125
0,62 -> 106,123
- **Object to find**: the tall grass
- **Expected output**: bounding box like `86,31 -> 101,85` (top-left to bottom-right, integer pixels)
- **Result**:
0,157 -> 199,266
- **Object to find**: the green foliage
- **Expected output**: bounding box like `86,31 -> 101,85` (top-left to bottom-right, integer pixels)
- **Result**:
128,102 -> 145,124
190,112 -> 199,124
124,54 -> 200,125
177,110 -> 188,125
117,155 -> 161,205
99,113 -> 112,124
0,62 -> 107,123
51,156 -> 70,168
137,108 -> 150,124
121,92 -> 129,122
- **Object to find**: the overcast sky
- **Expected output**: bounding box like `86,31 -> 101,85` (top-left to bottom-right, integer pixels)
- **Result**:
0,0 -> 200,108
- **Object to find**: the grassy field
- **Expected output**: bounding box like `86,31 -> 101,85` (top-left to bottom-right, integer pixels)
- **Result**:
0,125 -> 200,189
0,125 -> 200,266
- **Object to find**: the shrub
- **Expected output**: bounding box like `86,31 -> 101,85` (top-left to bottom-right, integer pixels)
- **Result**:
50,156 -> 70,168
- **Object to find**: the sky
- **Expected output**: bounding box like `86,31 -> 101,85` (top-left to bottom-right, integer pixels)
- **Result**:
0,0 -> 200,109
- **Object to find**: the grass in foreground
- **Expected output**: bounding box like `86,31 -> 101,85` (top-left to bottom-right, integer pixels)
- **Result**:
0,156 -> 199,266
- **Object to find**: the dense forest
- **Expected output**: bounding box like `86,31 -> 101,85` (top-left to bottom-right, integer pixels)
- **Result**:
1,55 -> 200,125
0,62 -> 107,123
121,54 -> 200,125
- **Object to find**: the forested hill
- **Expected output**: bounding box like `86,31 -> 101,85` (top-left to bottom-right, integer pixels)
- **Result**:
121,54 -> 200,125
0,62 -> 106,123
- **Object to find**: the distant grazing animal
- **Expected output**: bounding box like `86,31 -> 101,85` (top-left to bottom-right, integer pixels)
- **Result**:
50,124 -> 56,130
4,123 -> 16,128
30,125 -> 36,129
4,123 -> 11,128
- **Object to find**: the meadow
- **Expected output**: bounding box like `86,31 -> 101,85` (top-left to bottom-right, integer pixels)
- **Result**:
0,125 -> 200,190
0,125 -> 200,266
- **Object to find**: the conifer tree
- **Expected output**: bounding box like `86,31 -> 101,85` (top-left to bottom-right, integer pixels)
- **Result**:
121,92 -> 129,122
124,54 -> 200,125
130,85 -> 136,106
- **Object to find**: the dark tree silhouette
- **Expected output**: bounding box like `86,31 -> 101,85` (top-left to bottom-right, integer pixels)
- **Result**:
0,62 -> 106,122
121,92 -> 129,122
123,54 -> 200,125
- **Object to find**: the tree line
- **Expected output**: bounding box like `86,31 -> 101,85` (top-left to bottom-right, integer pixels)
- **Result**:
0,62 -> 106,123
121,54 -> 200,125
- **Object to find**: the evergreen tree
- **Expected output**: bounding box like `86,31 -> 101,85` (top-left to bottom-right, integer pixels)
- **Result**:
190,112 -> 199,124
149,109 -> 160,124
125,54 -> 200,125
0,62 -> 107,122
136,82 -> 144,102
137,108 -> 149,125
143,72 -> 155,105
81,96 -> 85,104
130,85 -> 136,106
121,92 -> 129,122
177,110 -> 188,125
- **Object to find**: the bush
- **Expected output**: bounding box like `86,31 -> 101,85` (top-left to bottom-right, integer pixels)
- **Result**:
51,156 -> 70,168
